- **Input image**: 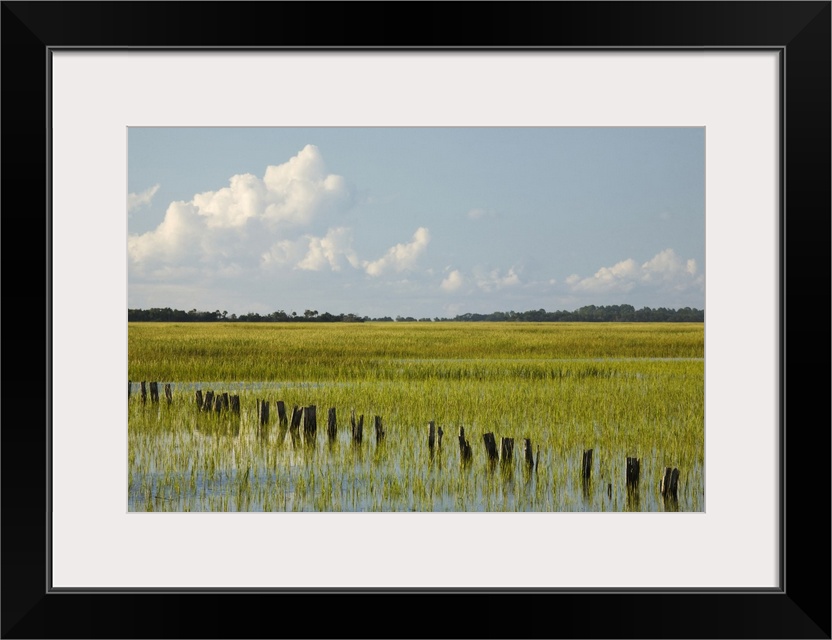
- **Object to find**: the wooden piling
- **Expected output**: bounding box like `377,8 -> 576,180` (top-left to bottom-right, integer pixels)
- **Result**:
276,401 -> 287,427
350,410 -> 363,443
230,395 -> 240,414
523,438 -> 535,470
427,421 -> 436,451
303,405 -> 317,444
327,407 -> 337,441
202,391 -> 214,412
437,426 -> 444,449
458,426 -> 472,464
626,457 -> 640,489
149,382 -> 159,404
374,415 -> 384,442
290,406 -> 302,431
288,405 -> 302,447
164,383 -> 172,404
661,467 -> 680,500
259,400 -> 270,426
581,449 -> 593,480
195,389 -> 203,409
482,432 -> 498,461
500,437 -> 514,466
140,381 -> 147,405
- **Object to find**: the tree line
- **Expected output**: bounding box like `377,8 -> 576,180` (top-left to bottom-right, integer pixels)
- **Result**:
128,304 -> 703,323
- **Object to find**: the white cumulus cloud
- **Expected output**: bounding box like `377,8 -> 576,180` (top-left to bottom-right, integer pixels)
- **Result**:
128,145 -> 352,274
567,249 -> 703,295
440,269 -> 464,292
128,184 -> 160,213
296,227 -> 360,272
364,227 -> 431,277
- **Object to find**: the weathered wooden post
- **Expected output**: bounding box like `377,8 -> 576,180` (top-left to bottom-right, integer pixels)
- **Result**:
374,415 -> 384,442
327,407 -> 337,441
303,405 -> 317,445
458,426 -> 472,464
276,401 -> 288,427
258,399 -> 270,426
581,449 -> 593,480
230,395 -> 240,414
140,381 -> 147,405
350,410 -> 363,443
661,467 -> 680,500
427,421 -> 436,452
437,426 -> 444,449
149,382 -> 159,404
202,391 -> 215,412
523,438 -> 535,471
626,457 -> 640,489
581,448 -> 593,498
482,432 -> 499,462
500,437 -> 514,467
195,389 -> 203,409
288,405 -> 302,446
164,383 -> 172,404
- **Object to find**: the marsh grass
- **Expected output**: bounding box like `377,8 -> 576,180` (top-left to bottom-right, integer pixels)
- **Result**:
128,322 -> 704,511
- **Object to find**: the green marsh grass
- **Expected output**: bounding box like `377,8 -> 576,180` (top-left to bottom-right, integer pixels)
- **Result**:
128,322 -> 704,512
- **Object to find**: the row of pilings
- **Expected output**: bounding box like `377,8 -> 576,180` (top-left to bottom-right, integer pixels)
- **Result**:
129,380 -> 682,502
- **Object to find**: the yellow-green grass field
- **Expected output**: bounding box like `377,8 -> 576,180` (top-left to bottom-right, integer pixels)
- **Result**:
128,322 -> 704,512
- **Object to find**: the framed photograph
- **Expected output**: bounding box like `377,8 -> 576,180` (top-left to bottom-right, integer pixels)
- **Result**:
3,2 -> 829,638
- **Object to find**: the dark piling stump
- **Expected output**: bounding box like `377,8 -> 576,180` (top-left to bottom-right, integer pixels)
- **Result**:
327,407 -> 337,442
289,406 -> 302,447
458,427 -> 472,465
275,400 -> 288,444
202,391 -> 214,412
195,389 -> 203,410
303,405 -> 317,447
164,384 -> 172,404
150,382 -> 159,404
350,411 -> 363,444
661,467 -> 680,501
374,415 -> 384,442
626,457 -> 640,488
427,421 -> 436,452
500,437 -> 514,467
523,438 -> 535,471
626,456 -> 641,509
581,448 -> 593,497
482,432 -> 499,470
230,395 -> 240,415
256,399 -> 270,440
140,381 -> 147,405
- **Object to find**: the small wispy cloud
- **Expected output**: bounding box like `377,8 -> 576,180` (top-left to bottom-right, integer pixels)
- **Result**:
467,208 -> 496,220
128,184 -> 160,213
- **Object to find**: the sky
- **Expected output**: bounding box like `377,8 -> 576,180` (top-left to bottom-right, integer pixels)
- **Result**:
127,127 -> 704,319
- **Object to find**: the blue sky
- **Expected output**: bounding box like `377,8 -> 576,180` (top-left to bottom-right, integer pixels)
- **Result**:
128,127 -> 704,318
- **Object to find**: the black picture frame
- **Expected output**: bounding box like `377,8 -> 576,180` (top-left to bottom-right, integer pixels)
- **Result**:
2,2 -> 829,638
